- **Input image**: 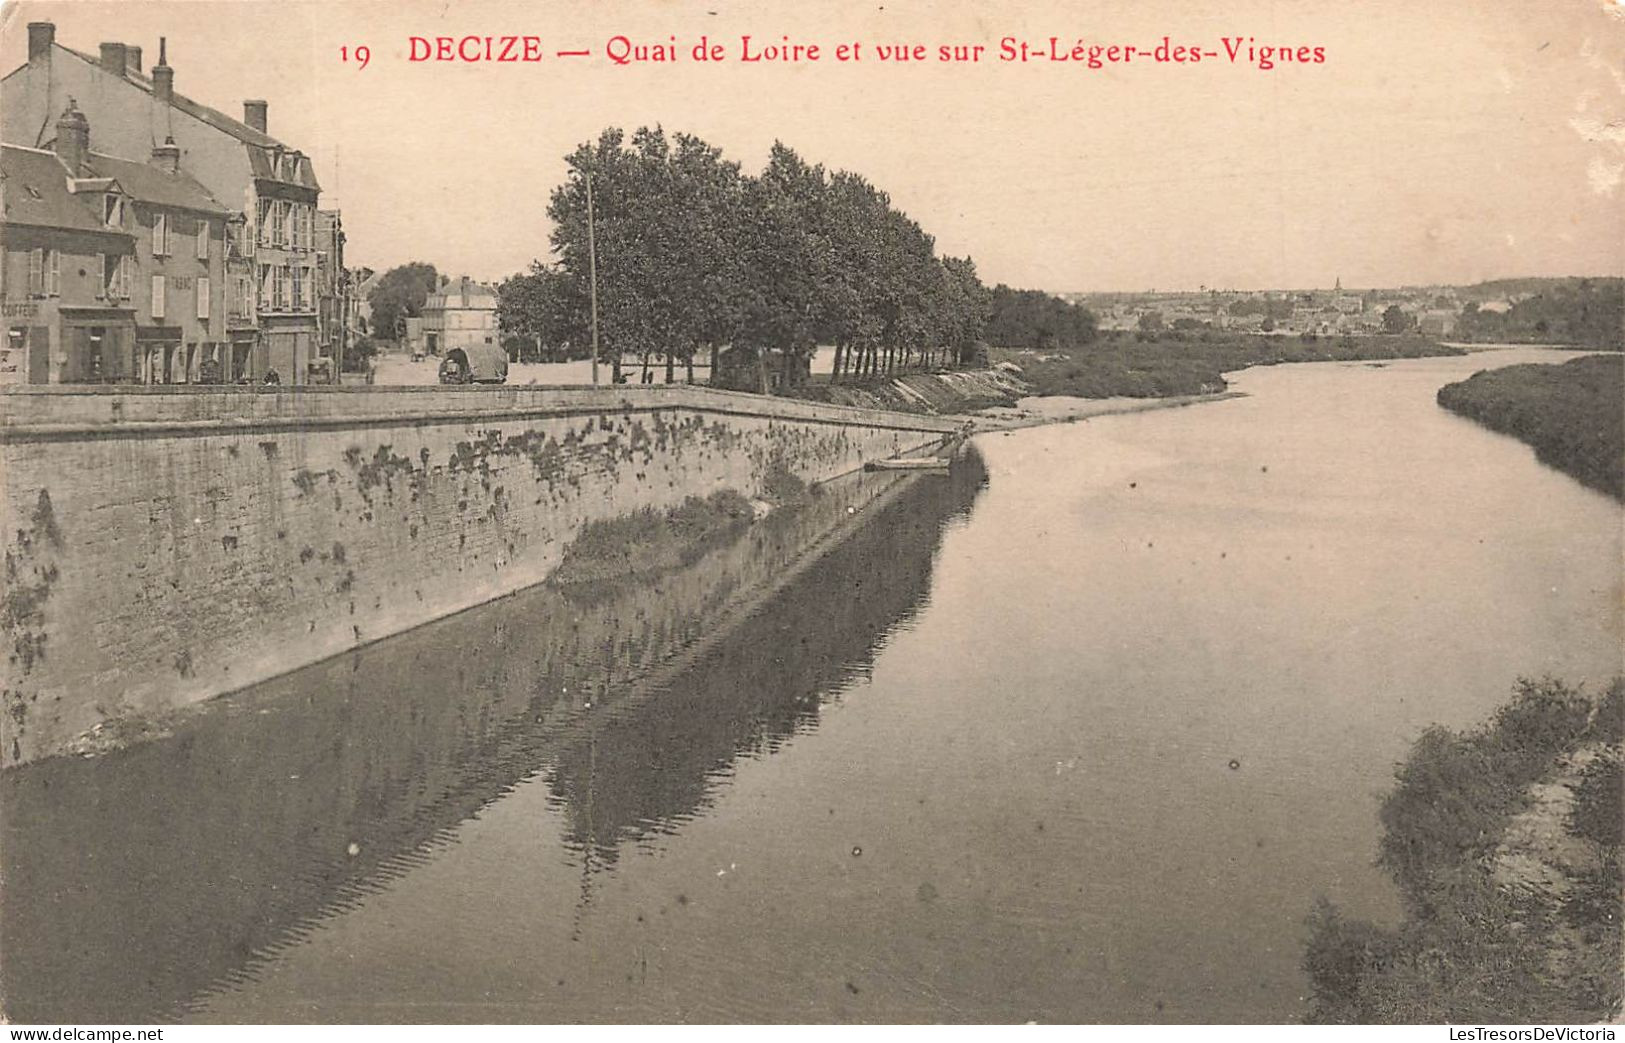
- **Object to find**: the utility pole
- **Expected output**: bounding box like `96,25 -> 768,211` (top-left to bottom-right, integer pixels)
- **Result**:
585,168 -> 601,386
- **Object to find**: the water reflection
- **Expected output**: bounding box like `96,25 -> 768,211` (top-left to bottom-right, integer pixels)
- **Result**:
0,450 -> 986,1024
548,453 -> 986,866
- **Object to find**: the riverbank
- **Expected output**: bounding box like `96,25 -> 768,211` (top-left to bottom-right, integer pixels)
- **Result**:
792,369 -> 1030,414
1436,354 -> 1624,500
969,390 -> 1247,431
783,334 -> 1460,419
1304,677 -> 1623,1024
992,332 -> 1462,399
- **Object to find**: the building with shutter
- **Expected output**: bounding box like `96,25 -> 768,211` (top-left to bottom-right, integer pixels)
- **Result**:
1,100 -> 229,384
2,22 -> 329,382
418,277 -> 499,356
0,138 -> 136,384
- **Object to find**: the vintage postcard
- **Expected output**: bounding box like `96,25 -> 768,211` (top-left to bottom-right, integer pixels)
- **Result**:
0,0 -> 1621,1028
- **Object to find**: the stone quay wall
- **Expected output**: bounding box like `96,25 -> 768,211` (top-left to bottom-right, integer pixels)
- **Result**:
0,384 -> 959,766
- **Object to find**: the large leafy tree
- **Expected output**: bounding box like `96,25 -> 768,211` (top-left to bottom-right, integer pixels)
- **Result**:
367,262 -> 439,344
732,143 -> 832,390
496,263 -> 586,360
941,256 -> 992,365
984,285 -> 1098,350
540,126 -> 996,390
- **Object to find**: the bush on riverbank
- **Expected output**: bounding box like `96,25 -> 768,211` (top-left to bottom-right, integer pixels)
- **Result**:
550,489 -> 756,590
1304,677 -> 1624,1024
990,332 -> 1461,399
1436,354 -> 1624,500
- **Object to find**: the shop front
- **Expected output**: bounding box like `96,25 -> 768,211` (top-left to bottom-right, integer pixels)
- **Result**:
2,302 -> 137,385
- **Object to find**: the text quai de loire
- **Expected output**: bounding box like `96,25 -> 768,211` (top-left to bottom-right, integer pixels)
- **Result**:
402,35 -> 1327,71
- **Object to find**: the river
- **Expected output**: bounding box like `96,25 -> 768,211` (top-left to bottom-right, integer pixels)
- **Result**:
1,348 -> 1619,1023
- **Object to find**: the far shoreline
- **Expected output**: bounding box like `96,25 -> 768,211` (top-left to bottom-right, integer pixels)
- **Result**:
963,389 -> 1246,432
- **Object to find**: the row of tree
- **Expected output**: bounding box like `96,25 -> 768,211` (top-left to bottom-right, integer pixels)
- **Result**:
497,127 -> 994,389
1455,278 -> 1624,350
981,286 -> 1098,350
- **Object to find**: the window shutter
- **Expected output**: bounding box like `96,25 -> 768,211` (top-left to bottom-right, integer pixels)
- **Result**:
29,249 -> 42,295
152,275 -> 166,318
47,250 -> 59,296
120,255 -> 133,298
198,276 -> 210,320
197,224 -> 210,261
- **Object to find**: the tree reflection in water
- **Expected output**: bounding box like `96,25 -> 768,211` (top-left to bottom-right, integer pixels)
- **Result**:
0,449 -> 986,1024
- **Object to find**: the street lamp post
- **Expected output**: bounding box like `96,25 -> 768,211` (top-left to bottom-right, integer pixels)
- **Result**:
585,168 -> 601,386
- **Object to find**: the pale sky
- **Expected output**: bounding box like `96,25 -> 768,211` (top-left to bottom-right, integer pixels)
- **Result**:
2,0 -> 1622,292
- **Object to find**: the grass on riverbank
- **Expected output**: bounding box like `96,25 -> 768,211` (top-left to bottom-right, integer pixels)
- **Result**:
1436,354 -> 1624,500
550,489 -> 758,590
991,332 -> 1462,399
1304,678 -> 1624,1024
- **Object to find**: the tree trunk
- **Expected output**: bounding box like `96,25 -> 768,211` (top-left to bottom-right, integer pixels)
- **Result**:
709,342 -> 720,386
832,341 -> 845,384
666,351 -> 675,384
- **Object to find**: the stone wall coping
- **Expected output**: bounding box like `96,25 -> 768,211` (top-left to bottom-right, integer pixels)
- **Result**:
0,384 -> 963,441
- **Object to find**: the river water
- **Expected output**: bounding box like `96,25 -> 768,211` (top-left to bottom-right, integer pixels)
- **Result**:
2,348 -> 1619,1023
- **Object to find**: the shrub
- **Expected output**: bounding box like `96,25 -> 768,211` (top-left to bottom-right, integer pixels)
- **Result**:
760,459 -> 807,504
1303,898 -> 1401,1023
1568,753 -> 1622,852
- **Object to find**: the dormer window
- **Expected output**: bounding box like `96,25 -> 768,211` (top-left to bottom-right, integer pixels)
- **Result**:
104,194 -> 124,227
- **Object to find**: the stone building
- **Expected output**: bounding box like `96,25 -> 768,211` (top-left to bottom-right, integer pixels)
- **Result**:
314,209 -> 346,382
418,277 -> 497,356
1,101 -> 227,384
0,140 -> 134,383
2,22 -> 328,382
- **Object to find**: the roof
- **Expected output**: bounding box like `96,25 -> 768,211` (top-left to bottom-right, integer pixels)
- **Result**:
80,150 -> 229,214
425,279 -> 499,310
53,44 -> 320,192
0,144 -> 118,234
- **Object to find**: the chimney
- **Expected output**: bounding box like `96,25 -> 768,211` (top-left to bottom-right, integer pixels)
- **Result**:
54,100 -> 90,176
151,136 -> 180,174
99,42 -> 128,77
27,22 -> 54,63
151,37 -> 173,104
126,46 -> 143,75
243,100 -> 268,133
